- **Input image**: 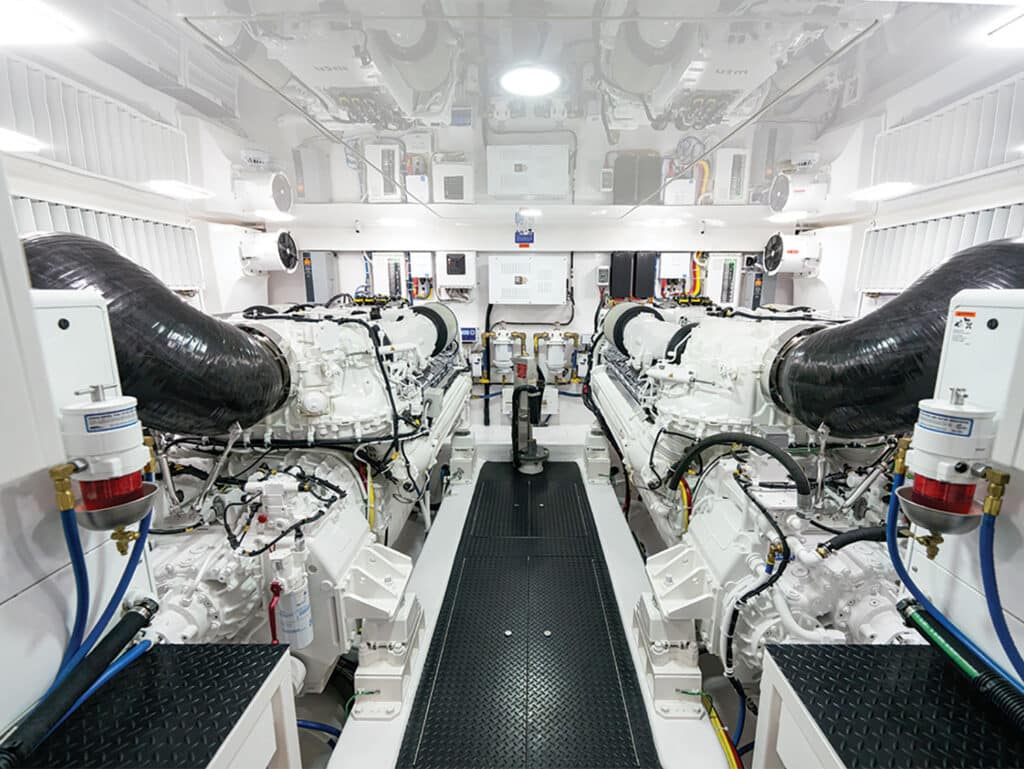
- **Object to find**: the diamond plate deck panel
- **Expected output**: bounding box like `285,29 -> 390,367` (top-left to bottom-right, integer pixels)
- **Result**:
28,645 -> 286,768
398,462 -> 660,769
769,644 -> 1024,769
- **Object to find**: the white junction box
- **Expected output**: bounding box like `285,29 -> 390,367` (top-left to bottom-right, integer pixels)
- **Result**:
486,145 -> 570,198
436,251 -> 476,288
488,253 -> 569,305
409,252 -> 434,279
658,252 -> 690,280
432,162 -> 474,203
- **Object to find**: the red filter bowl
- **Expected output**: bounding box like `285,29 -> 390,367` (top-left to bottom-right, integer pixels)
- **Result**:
80,471 -> 144,511
911,474 -> 976,515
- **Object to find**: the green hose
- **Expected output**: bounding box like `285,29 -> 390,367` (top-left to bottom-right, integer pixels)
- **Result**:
905,605 -> 980,679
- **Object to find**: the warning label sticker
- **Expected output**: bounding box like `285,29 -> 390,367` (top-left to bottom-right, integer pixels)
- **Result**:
85,407 -> 137,433
951,312 -> 975,347
917,409 -> 974,437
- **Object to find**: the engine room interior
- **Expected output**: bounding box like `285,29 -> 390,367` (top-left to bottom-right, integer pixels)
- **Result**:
2,1 -> 1024,768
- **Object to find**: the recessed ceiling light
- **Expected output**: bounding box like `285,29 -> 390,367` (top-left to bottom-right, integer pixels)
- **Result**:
500,66 -> 561,97
255,209 -> 295,223
145,180 -> 214,200
701,218 -> 726,228
850,182 -> 919,202
0,0 -> 85,46
0,128 -> 46,153
767,211 -> 809,224
589,209 -> 609,217
518,208 -> 543,217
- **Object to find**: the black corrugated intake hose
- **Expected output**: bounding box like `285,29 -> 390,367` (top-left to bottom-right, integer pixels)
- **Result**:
773,240 -> 1024,438
0,599 -> 158,768
23,234 -> 290,435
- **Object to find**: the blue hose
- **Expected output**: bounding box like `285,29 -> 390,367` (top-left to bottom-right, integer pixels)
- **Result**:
53,511 -> 153,687
979,513 -> 1024,681
57,508 -> 90,675
297,719 -> 341,739
885,474 -> 1024,694
46,639 -> 152,739
733,694 -> 746,748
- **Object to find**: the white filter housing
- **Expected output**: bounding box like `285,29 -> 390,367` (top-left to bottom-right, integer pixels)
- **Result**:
60,395 -> 148,482
236,171 -> 293,215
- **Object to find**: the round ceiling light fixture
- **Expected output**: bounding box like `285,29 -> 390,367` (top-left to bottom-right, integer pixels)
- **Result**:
499,65 -> 561,96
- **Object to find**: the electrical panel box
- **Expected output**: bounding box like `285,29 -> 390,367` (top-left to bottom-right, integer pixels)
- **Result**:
432,163 -> 474,203
436,251 -> 476,288
609,252 -> 634,299
461,327 -> 478,344
409,252 -> 434,278
487,254 -> 569,305
659,252 -> 690,280
596,266 -> 610,287
372,252 -> 408,297
633,252 -> 658,299
364,144 -> 403,202
486,145 -> 570,198
706,254 -> 741,305
712,148 -> 750,204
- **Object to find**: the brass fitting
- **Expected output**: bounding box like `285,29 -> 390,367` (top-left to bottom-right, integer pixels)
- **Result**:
894,437 -> 912,476
766,541 -> 785,567
915,532 -> 944,560
111,525 -> 140,556
533,331 -> 550,354
509,331 -> 528,356
563,331 -> 581,349
49,462 -> 79,511
983,468 -> 1011,516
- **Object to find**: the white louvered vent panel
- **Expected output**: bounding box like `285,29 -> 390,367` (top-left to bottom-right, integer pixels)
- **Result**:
11,196 -> 203,293
859,202 -> 1024,293
874,72 -> 1024,188
0,53 -> 188,186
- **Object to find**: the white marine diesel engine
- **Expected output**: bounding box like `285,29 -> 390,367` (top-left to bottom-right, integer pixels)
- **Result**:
23,233 -> 472,712
589,300 -> 919,714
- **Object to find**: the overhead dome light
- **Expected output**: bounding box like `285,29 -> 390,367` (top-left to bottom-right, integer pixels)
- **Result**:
500,66 -> 561,97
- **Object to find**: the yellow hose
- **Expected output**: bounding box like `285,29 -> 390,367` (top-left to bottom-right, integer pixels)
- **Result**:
703,694 -> 741,769
367,465 -> 375,532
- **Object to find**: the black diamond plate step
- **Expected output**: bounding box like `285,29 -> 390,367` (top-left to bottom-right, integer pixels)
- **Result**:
27,644 -> 286,768
769,644 -> 1024,769
398,462 -> 660,769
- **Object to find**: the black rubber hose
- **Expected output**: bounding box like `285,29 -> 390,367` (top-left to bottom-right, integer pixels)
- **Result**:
23,234 -> 290,435
666,432 -> 811,508
0,599 -> 157,768
773,240 -> 1024,437
822,525 -> 888,551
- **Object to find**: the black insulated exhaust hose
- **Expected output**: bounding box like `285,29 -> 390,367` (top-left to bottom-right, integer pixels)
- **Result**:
773,240 -> 1024,438
23,233 -> 290,435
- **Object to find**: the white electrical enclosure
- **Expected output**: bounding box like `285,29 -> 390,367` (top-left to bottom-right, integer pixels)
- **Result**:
436,251 -> 476,288
487,253 -> 569,305
658,252 -> 690,279
409,252 -> 434,278
432,162 -> 474,203
486,145 -> 570,198
365,144 -> 404,203
711,148 -> 749,204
